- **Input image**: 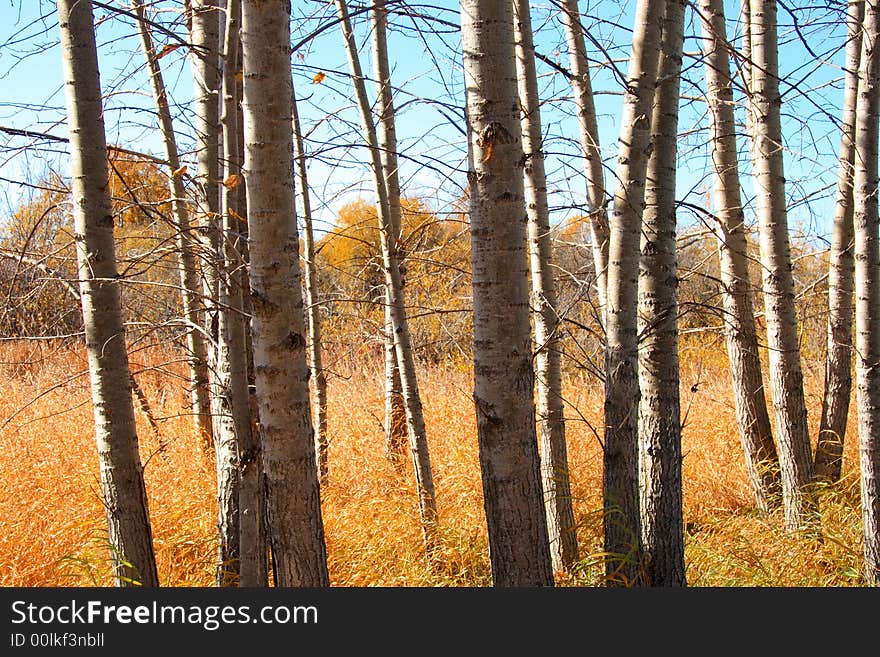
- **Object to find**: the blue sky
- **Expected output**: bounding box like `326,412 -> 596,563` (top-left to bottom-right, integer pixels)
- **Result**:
0,0 -> 850,242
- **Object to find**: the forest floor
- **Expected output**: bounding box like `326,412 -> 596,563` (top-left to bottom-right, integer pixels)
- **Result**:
0,339 -> 866,586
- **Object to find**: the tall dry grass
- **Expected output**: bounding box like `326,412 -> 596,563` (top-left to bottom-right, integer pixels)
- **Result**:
0,338 -> 866,586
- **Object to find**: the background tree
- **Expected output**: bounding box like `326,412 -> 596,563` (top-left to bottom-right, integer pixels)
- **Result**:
130,0 -> 211,452
371,0 -> 408,465
334,0 -> 439,562
184,0 -> 222,451
293,90 -> 329,485
560,0 -> 610,320
513,0 -> 578,576
816,0 -> 863,484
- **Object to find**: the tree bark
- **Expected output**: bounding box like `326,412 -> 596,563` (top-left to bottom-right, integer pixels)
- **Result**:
292,90 -> 329,485
852,0 -> 880,586
210,0 -> 256,587
603,0 -> 665,587
370,0 -> 408,466
228,2 -> 266,587
747,0 -> 817,533
334,0 -> 439,562
241,0 -> 329,586
638,0 -> 686,588
461,0 -> 554,587
698,0 -> 781,513
57,0 -> 159,587
560,0 -> 609,320
513,0 -> 578,576
816,0 -> 863,484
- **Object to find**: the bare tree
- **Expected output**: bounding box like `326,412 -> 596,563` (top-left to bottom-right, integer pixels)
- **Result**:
131,0 -> 212,454
226,0 -> 266,589
292,92 -> 329,486
816,0 -> 863,484
334,0 -> 439,562
211,0 -> 256,586
241,0 -> 329,586
852,0 -> 880,586
461,0 -> 554,586
57,0 -> 158,587
698,0 -> 781,513
560,0 -> 610,319
185,0 -> 222,452
638,0 -> 686,587
746,0 -> 817,532
371,0 -> 408,465
603,0 -> 664,586
513,0 -> 578,576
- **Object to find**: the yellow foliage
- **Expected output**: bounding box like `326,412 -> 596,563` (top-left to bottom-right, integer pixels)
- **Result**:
1,154 -> 182,337
317,196 -> 472,364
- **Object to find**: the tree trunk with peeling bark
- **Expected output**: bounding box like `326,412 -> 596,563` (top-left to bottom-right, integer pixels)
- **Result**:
513,0 -> 578,577
461,0 -> 554,587
699,0 -> 781,514
603,0 -> 664,587
816,0 -> 863,484
241,0 -> 329,586
638,0 -> 686,588
57,0 -> 159,587
746,0 -> 817,533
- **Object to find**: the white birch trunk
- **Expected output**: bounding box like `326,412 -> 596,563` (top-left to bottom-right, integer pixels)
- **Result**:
816,0 -> 863,483
241,0 -> 329,586
638,0 -> 686,588
57,0 -> 158,587
852,0 -> 880,586
699,0 -> 781,513
513,0 -> 578,576
461,0 -> 554,586
747,0 -> 817,532
603,0 -> 665,586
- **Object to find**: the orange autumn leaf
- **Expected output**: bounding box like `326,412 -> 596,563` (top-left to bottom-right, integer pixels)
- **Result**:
235,70 -> 243,82
171,165 -> 187,177
312,71 -> 326,84
229,209 -> 247,224
223,174 -> 240,189
156,44 -> 182,60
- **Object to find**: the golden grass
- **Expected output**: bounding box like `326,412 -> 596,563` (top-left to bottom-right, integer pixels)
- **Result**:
0,339 -> 866,586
